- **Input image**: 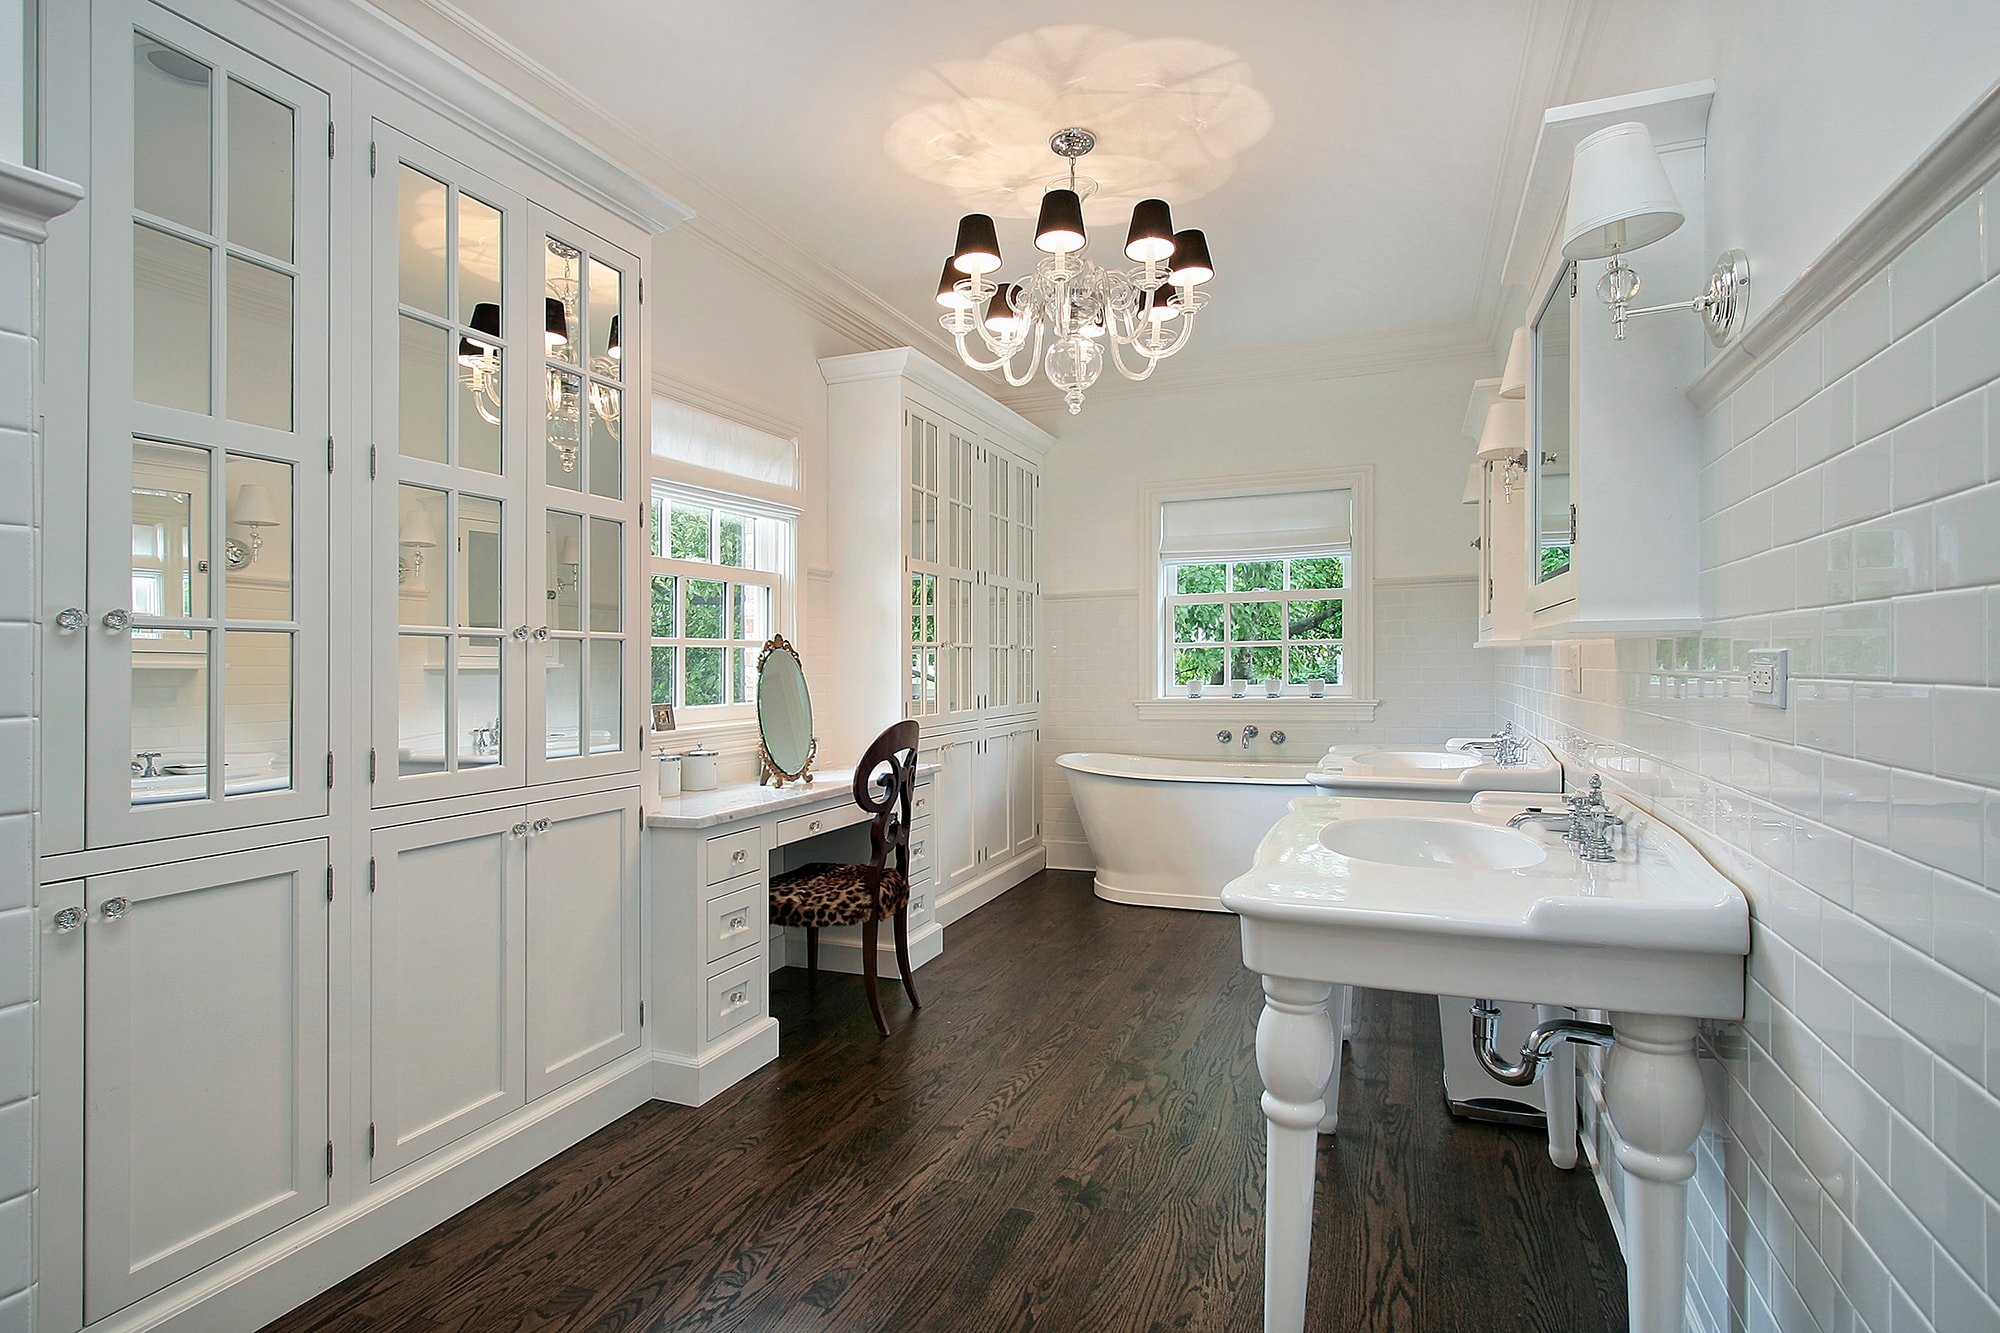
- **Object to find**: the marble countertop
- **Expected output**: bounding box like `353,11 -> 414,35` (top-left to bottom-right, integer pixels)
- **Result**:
645,763 -> 939,830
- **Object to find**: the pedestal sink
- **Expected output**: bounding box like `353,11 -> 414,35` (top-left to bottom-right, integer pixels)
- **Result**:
1307,737 -> 1562,796
1343,750 -> 1481,771
1222,792 -> 1748,1333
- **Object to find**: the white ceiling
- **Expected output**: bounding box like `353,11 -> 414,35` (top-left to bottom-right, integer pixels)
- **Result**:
391,0 -> 1584,367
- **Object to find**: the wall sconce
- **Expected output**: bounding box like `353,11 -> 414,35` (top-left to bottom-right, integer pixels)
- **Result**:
1461,462 -> 1483,506
224,483 -> 282,569
550,534 -> 580,599
397,506 -> 437,585
1563,121 -> 1749,345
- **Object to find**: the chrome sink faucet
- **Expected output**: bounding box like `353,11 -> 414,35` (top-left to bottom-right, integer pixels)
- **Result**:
1508,776 -> 1623,861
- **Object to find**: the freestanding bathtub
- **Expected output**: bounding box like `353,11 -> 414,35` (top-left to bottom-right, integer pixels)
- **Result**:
1057,752 -> 1314,912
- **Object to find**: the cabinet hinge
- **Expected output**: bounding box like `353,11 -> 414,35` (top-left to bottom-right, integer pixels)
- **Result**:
368,1123 -> 376,1157
1570,503 -> 1578,544
326,1141 -> 334,1177
369,748 -> 378,782
326,865 -> 334,902
369,445 -> 378,480
639,276 -> 645,304
369,141 -> 377,177
326,751 -> 335,789
638,1000 -> 645,1026
327,434 -> 335,474
368,857 -> 377,893
327,122 -> 335,159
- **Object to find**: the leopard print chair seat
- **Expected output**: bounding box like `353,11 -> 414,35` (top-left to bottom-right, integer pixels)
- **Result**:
769,862 -> 910,929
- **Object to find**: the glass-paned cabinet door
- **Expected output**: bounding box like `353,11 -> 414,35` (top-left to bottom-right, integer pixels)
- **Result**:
904,404 -> 979,723
82,0 -> 333,845
528,213 -> 640,782
370,126 -> 530,804
1529,260 -> 1576,614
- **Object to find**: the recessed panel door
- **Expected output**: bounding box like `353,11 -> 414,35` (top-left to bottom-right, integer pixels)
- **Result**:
525,787 -> 641,1098
83,840 -> 330,1320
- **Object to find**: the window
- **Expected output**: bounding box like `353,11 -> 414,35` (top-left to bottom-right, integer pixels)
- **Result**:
647,485 -> 792,719
1142,470 -> 1374,712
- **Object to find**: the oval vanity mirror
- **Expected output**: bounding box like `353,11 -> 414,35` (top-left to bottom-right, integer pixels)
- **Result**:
755,634 -> 816,787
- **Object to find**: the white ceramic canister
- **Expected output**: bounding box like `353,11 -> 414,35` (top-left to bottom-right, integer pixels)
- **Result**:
682,744 -> 720,791
656,750 -> 682,798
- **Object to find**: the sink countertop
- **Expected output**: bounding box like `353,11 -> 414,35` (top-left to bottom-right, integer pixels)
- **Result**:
1220,792 -> 1748,958
645,762 -> 940,830
1306,737 -> 1562,794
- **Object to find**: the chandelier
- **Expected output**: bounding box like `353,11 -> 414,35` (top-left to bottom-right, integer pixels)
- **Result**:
458,241 -> 621,473
936,127 -> 1214,414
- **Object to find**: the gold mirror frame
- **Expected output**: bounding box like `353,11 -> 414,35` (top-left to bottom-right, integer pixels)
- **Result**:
755,633 -> 817,787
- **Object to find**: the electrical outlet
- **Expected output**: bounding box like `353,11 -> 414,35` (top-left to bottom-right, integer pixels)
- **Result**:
1747,648 -> 1788,709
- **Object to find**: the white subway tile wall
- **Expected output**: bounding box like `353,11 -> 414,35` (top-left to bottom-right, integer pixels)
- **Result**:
1497,171 -> 2000,1333
0,233 -> 35,1331
1042,578 -> 1497,869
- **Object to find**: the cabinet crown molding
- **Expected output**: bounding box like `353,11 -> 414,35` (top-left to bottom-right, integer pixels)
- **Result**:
0,161 -> 84,243
817,347 -> 1055,458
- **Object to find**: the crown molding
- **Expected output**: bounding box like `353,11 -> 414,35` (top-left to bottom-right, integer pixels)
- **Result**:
650,366 -> 802,443
1686,77 -> 2000,413
0,160 -> 83,243
818,346 -> 1056,455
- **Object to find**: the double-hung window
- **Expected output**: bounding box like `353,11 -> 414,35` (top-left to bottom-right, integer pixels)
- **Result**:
1146,471 -> 1374,707
647,486 -> 791,719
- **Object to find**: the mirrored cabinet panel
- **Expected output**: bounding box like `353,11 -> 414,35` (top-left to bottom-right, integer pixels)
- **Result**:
1528,262 -> 1574,613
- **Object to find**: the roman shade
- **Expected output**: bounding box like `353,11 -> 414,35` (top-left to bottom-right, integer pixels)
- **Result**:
1158,487 -> 1353,561
651,397 -> 800,494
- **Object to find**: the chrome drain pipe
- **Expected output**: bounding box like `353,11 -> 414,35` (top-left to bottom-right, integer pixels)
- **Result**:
1470,999 -> 1615,1086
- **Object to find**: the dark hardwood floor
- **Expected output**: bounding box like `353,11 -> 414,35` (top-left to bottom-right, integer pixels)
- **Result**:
264,870 -> 1627,1332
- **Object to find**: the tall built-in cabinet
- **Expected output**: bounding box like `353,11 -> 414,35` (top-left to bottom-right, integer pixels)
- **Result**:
33,1 -> 673,1328
819,349 -> 1050,921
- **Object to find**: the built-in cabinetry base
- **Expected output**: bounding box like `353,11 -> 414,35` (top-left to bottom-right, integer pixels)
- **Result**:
650,1018 -> 780,1108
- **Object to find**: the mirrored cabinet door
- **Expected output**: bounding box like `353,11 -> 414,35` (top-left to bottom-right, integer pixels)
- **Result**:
371,126 -> 530,803
1528,260 -> 1576,614
527,214 -> 639,782
82,0 -> 332,846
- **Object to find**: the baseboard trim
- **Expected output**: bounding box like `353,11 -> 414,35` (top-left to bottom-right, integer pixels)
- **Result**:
650,1018 -> 780,1107
1043,837 -> 1094,873
935,845 -> 1044,925
112,1055 -> 655,1333
780,920 -> 944,975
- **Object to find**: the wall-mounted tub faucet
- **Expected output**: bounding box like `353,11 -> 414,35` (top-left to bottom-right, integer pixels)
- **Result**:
1240,724 -> 1259,749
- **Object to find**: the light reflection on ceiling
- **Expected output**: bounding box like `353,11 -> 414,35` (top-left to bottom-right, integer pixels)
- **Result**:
883,24 -> 1273,219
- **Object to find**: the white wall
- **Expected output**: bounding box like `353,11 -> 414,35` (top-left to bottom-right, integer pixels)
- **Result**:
1033,357 -> 1500,868
1499,157 -> 2000,1332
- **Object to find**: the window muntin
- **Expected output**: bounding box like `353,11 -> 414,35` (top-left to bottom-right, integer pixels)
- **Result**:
1164,551 -> 1351,695
647,486 -> 789,718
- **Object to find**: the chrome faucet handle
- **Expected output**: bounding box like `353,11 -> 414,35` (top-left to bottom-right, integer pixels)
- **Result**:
1216,729 -> 1233,745
1240,725 -> 1259,750
1269,730 -> 1286,746
134,751 -> 163,778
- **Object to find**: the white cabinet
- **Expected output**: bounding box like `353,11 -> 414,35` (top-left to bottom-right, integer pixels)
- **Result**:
69,841 -> 331,1320
920,734 -> 980,899
525,789 -> 642,1098
371,136 -> 644,805
49,0 -> 339,853
368,788 -> 639,1175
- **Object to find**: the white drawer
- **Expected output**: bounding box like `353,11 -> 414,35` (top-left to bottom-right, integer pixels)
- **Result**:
906,877 -> 934,928
908,821 -> 935,883
912,782 -> 934,823
776,804 -> 868,846
705,826 -> 765,885
704,879 -> 763,964
706,956 -> 764,1044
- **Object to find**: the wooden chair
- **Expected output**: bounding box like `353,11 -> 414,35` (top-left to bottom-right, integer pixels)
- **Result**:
768,720 -> 923,1035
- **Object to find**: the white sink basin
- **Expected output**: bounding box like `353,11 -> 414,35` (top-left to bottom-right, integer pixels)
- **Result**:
1345,749 -> 1481,771
1320,815 -> 1547,870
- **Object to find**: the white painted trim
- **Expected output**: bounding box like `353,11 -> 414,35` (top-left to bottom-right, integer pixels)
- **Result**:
651,367 -> 803,445
90,1056 -> 654,1333
816,346 -> 1055,457
934,843 -> 1045,925
648,1018 -> 778,1107
789,920 -> 943,976
1043,587 -> 1137,602
0,159 -> 82,241
1686,79 -> 2000,412
1130,698 -> 1381,722
1043,837 -> 1094,873
1377,574 -> 1480,588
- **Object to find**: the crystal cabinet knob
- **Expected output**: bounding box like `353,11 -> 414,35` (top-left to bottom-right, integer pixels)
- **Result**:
101,897 -> 130,921
53,906 -> 83,932
531,818 -> 551,834
533,626 -> 550,642
512,822 -> 530,837
511,625 -> 530,641
101,609 -> 131,633
55,607 -> 86,632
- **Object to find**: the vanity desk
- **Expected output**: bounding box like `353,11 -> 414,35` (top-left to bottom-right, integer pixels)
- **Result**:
643,764 -> 940,1104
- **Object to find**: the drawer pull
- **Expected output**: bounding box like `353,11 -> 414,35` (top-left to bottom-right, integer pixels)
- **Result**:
808,818 -> 823,832
732,849 -> 747,864
727,914 -> 747,931
912,840 -> 925,856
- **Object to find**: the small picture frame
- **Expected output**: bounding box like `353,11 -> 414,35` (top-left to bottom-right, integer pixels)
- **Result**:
651,703 -> 676,733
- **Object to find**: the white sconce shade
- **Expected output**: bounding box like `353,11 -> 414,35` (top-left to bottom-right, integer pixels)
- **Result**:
398,507 -> 438,548
232,483 -> 281,528
557,535 -> 581,565
1499,326 -> 1529,399
1462,462 -> 1483,505
1562,121 -> 1684,261
1475,398 -> 1527,462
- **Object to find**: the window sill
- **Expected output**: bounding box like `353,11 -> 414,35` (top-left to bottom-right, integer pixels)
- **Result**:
1131,697 -> 1380,722
656,718 -> 762,752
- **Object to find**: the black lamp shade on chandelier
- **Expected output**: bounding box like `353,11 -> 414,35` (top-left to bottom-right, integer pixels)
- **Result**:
458,300 -> 501,363
951,213 -> 1002,275
607,313 -> 621,359
1146,284 -> 1180,323
1169,228 -> 1214,285
985,283 -> 1025,336
1125,198 -> 1175,263
544,296 -> 570,348
936,258 -> 976,309
1034,188 -> 1087,255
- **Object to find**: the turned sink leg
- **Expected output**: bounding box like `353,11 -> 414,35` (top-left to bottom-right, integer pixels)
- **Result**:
1256,974 -> 1337,1333
1605,1012 -> 1704,1333
1318,984 -> 1350,1133
1539,1003 -> 1579,1169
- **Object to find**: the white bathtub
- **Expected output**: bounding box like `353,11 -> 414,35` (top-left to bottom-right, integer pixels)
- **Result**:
1057,752 -> 1313,912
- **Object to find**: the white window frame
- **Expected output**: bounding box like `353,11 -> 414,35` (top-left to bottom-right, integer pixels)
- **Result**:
647,479 -> 797,726
1136,467 -> 1377,721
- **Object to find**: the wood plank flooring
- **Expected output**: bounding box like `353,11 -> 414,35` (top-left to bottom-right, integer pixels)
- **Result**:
263,870 -> 1627,1332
